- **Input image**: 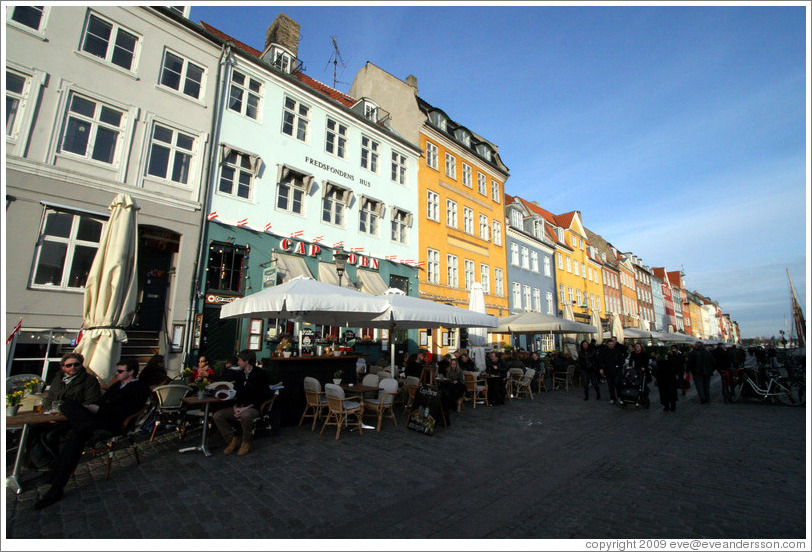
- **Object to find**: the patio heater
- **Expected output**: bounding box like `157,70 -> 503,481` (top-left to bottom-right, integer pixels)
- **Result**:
333,246 -> 350,288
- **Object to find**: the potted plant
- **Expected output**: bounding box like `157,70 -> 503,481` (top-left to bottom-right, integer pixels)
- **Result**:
283,343 -> 293,358
181,366 -> 194,385
22,377 -> 41,396
333,369 -> 343,385
195,377 -> 211,400
6,389 -> 24,417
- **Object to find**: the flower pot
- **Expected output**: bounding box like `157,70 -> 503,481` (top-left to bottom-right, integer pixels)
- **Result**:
333,351 -> 342,357
197,391 -> 205,400
333,379 -> 342,385
6,405 -> 20,417
283,351 -> 292,358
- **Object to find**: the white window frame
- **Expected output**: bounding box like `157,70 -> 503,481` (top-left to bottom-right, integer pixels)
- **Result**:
573,260 -> 579,276
531,251 -> 539,273
446,199 -> 458,228
464,259 -> 475,290
144,120 -> 200,188
557,252 -> 563,269
521,247 -> 530,270
427,248 -> 440,284
494,268 -> 504,297
218,148 -> 255,201
391,150 -> 407,184
510,243 -> 520,266
568,286 -> 574,304
361,135 -> 379,172
321,184 -> 348,227
78,11 -> 141,74
7,5 -> 49,37
391,208 -> 409,244
480,264 -> 490,294
56,90 -> 129,169
510,209 -> 523,229
30,208 -> 105,292
546,291 -> 554,315
276,168 -> 308,215
5,65 -> 44,151
158,48 -> 205,101
463,207 -> 474,234
532,288 -> 541,312
359,197 -> 382,236
325,118 -> 348,158
492,220 -> 502,246
462,163 -> 472,188
523,286 -> 532,311
479,214 -> 489,241
491,180 -> 500,202
477,172 -> 487,195
565,257 -> 572,273
576,289 -> 582,305
543,256 -> 552,277
559,284 -> 565,304
447,254 -> 459,287
445,152 -> 456,179
426,190 -> 440,222
425,141 -> 438,169
512,282 -> 522,310
281,94 -> 309,139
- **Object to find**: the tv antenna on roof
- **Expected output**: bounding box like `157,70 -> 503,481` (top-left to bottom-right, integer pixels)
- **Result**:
326,36 -> 347,88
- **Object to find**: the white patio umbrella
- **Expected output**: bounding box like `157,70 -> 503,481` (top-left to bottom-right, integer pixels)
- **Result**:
561,303 -> 578,357
495,311 -> 597,334
623,327 -> 654,339
467,283 -> 488,370
610,311 -> 625,344
73,194 -> 139,383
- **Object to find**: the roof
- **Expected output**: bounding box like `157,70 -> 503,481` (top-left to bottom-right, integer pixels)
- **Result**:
200,21 -> 262,57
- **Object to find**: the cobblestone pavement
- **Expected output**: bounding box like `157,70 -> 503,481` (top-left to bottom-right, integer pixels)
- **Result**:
4,369 -> 808,542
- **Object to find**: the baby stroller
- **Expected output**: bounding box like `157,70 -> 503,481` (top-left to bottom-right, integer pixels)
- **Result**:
618,367 -> 650,409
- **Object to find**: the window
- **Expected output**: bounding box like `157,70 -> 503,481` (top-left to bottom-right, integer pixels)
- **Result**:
464,260 -> 475,290
227,70 -> 262,120
463,207 -> 474,234
491,180 -> 500,202
581,262 -> 586,276
480,264 -> 490,294
426,190 -> 439,222
479,215 -> 489,240
557,252 -> 563,269
523,286 -> 532,311
596,296 -> 601,312
282,95 -> 309,138
512,283 -> 522,309
576,289 -> 582,305
6,69 -> 29,139
146,123 -> 195,185
559,284 -> 565,304
8,6 -> 45,32
477,172 -> 487,195
521,247 -> 530,269
573,260 -> 579,276
427,249 -> 440,284
160,50 -> 204,100
325,118 -> 347,158
494,268 -> 504,297
446,199 -> 457,228
510,243 -> 520,266
361,135 -> 379,172
31,209 -> 103,290
533,288 -> 541,312
565,257 -> 572,273
492,221 -> 502,246
80,13 -> 139,71
546,291 -> 554,315
276,168 -> 309,214
59,92 -> 126,165
587,267 -> 592,281
219,149 -> 254,200
543,256 -> 552,277
510,209 -> 523,229
391,209 -> 409,243
447,255 -> 459,287
321,184 -> 348,226
531,251 -> 539,272
206,242 -> 247,294
445,152 -> 456,179
462,163 -> 472,188
359,197 -> 383,235
391,151 -> 406,184
568,287 -> 574,303
425,141 -> 438,169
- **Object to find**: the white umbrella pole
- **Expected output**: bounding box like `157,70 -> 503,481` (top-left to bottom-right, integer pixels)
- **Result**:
297,321 -> 302,356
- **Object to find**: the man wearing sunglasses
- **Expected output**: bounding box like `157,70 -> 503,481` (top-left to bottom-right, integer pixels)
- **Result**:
34,359 -> 149,510
27,353 -> 101,471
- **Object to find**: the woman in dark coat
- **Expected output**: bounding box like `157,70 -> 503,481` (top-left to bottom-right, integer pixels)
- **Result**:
576,340 -> 599,400
656,348 -> 681,412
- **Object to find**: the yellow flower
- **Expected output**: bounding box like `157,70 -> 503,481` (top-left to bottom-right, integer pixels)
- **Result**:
6,390 -> 24,406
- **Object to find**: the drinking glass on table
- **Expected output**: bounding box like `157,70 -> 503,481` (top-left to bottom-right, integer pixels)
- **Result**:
50,400 -> 63,414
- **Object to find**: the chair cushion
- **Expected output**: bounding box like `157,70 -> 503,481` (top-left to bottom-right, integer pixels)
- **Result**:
342,400 -> 361,410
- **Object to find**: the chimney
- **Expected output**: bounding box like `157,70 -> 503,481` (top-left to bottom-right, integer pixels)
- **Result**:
265,13 -> 300,58
405,74 -> 418,95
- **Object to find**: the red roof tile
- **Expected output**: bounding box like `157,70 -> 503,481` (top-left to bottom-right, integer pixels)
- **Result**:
200,21 -> 262,57
556,211 -> 575,229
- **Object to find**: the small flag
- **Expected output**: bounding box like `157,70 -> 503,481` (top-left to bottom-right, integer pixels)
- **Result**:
6,317 -> 22,345
207,212 -> 219,220
290,230 -> 304,238
312,236 -> 324,243
350,247 -> 365,253
236,218 -> 248,227
264,222 -> 273,232
385,255 -> 398,261
415,261 -> 426,266
332,241 -> 344,248
400,259 -> 414,265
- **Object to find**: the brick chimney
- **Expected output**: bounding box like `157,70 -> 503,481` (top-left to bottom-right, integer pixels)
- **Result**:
405,74 -> 418,95
265,13 -> 300,58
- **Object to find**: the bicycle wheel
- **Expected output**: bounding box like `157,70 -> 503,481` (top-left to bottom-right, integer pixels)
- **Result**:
777,381 -> 805,406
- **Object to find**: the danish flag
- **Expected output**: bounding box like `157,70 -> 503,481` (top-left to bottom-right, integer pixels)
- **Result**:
415,261 -> 426,266
6,317 -> 22,345
350,247 -> 365,253
264,222 -> 273,232
385,255 -> 398,261
207,212 -> 219,221
400,259 -> 415,265
236,218 -> 248,227
312,236 -> 325,243
332,241 -> 344,248
290,230 -> 304,238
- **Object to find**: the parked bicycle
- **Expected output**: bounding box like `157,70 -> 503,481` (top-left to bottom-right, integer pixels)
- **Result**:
729,366 -> 805,406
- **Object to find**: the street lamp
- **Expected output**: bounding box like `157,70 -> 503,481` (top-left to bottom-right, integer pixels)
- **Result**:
333,246 -> 350,288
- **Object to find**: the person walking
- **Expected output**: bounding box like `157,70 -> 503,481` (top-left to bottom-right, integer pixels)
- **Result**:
656,348 -> 681,412
687,342 -> 716,404
598,337 -> 626,405
576,340 -> 600,400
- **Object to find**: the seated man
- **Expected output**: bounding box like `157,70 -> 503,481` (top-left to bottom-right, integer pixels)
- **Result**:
34,359 -> 150,510
28,352 -> 101,471
212,349 -> 271,457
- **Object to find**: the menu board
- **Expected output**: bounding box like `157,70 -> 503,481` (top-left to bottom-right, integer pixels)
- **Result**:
407,385 -> 442,436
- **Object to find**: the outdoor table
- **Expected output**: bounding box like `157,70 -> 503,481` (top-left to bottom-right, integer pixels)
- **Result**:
6,410 -> 67,494
179,395 -> 226,457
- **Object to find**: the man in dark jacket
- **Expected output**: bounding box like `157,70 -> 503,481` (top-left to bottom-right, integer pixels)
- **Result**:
212,349 -> 271,456
598,337 -> 626,404
34,359 -> 150,510
28,352 -> 102,470
687,342 -> 716,404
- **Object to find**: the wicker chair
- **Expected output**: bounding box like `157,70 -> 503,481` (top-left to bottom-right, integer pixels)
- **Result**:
553,365 -> 576,391
463,371 -> 489,408
252,385 -> 282,439
514,368 -> 535,400
298,376 -> 327,430
362,377 -> 399,431
82,406 -> 149,480
506,368 -> 524,399
403,376 -> 421,413
321,383 -> 364,440
149,384 -> 191,442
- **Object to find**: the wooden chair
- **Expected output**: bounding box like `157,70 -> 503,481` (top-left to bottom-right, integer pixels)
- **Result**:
553,365 -> 576,391
298,376 -> 327,430
514,368 -> 535,400
149,384 -> 191,442
535,369 -> 549,393
506,368 -> 524,400
419,365 -> 436,386
82,406 -> 148,480
362,378 -> 399,431
403,376 -> 420,413
321,383 -> 364,440
463,371 -> 489,408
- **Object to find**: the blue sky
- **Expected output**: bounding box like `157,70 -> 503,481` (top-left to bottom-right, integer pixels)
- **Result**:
190,3 -> 809,339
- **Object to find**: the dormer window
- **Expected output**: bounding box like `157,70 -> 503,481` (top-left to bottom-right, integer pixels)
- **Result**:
476,143 -> 492,162
509,209 -> 523,229
556,227 -> 565,242
428,111 -> 447,131
265,44 -> 294,74
455,128 -> 471,147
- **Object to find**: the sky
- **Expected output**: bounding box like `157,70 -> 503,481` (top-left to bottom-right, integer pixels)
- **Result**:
189,2 -> 809,339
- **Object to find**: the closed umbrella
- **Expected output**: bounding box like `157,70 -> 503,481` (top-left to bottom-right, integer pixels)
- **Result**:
73,194 -> 139,383
467,283 -> 488,370
561,303 -> 578,357
610,312 -> 625,344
